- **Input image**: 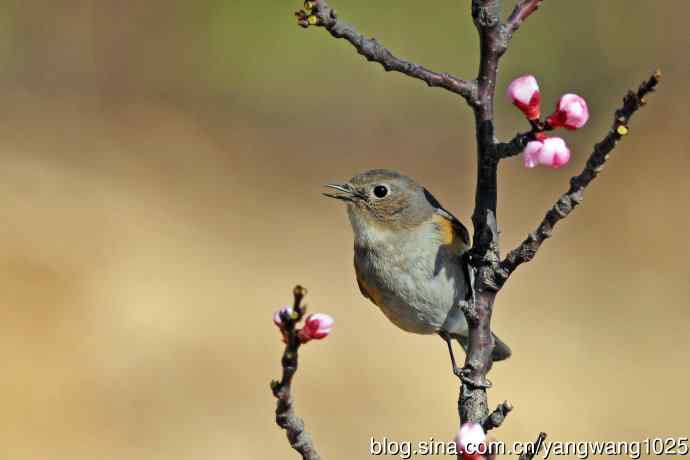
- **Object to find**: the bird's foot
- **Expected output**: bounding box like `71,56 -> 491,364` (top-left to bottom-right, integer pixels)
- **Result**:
457,367 -> 492,389
452,365 -> 465,379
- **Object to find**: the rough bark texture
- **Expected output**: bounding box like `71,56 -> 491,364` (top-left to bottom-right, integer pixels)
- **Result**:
482,400 -> 514,432
461,0 -> 546,424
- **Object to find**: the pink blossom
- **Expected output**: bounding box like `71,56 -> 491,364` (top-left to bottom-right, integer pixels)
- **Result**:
547,93 -> 589,130
539,137 -> 571,168
455,422 -> 487,460
506,75 -> 541,120
273,306 -> 293,328
298,313 -> 335,342
523,140 -> 544,168
523,137 -> 571,169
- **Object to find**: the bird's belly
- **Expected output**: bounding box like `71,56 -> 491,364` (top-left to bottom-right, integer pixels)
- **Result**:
378,274 -> 456,334
355,248 -> 466,335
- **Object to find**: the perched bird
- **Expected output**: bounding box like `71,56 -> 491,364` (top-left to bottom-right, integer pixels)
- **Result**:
324,169 -> 511,373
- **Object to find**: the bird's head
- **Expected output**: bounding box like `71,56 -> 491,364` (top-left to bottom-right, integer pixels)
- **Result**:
324,169 -> 434,238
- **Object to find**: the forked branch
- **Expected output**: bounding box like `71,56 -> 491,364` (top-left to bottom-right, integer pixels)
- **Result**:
497,71 -> 661,285
295,0 -> 477,103
506,0 -> 545,35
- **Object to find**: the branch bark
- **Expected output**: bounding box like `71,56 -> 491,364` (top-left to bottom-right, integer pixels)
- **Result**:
295,0 -> 477,103
497,71 -> 661,285
482,400 -> 514,431
506,0 -> 545,35
271,286 -> 322,460
496,120 -> 554,159
462,0 -> 514,425
518,432 -> 548,460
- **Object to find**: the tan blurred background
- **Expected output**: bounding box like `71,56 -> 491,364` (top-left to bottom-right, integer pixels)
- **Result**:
0,1 -> 688,459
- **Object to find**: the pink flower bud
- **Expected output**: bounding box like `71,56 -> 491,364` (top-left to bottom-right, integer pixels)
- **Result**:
506,75 -> 541,120
539,137 -> 571,168
273,306 -> 293,328
298,313 -> 335,343
523,137 -> 571,169
547,93 -> 589,129
523,140 -> 544,169
455,422 -> 487,460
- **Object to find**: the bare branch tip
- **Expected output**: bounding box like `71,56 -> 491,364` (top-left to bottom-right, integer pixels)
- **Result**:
293,284 -> 308,300
518,432 -> 548,460
483,400 -> 514,431
273,284 -> 322,460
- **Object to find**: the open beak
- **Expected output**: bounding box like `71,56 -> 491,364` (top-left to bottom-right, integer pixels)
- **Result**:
323,183 -> 357,202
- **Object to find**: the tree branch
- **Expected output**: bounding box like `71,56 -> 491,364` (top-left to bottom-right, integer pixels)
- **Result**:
506,0 -> 545,36
271,286 -> 322,460
461,0 -> 509,426
518,432 -> 548,460
497,71 -> 661,285
496,130 -> 533,159
295,0 -> 477,103
496,120 -> 554,159
482,400 -> 513,432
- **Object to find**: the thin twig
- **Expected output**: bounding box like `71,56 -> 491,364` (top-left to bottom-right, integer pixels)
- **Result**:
518,432 -> 548,460
506,0 -> 545,36
496,130 -> 534,159
497,71 -> 661,285
295,0 -> 477,103
271,286 -> 322,460
482,400 -> 513,432
496,120 -> 554,159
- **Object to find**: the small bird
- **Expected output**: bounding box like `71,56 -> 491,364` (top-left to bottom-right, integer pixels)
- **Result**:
324,169 -> 511,373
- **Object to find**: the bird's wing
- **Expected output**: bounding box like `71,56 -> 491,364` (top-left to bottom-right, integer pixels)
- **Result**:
424,188 -> 470,248
424,188 -> 474,302
354,247 -> 384,307
356,274 -> 372,301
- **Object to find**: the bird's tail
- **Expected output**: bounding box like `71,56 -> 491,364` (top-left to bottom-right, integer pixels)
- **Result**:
456,333 -> 512,362
491,334 -> 512,361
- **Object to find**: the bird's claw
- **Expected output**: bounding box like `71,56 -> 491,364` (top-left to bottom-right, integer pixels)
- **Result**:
452,365 -> 466,379
457,367 -> 492,389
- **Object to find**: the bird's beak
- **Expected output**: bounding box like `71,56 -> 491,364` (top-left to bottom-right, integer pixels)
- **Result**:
323,183 -> 356,202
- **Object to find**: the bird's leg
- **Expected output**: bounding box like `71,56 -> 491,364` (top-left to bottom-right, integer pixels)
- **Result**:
439,331 -> 464,378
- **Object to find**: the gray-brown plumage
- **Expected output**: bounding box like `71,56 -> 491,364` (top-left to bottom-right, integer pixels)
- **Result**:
324,169 -> 511,364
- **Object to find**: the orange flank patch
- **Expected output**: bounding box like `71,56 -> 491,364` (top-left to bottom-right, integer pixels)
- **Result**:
433,213 -> 456,246
356,270 -> 384,307
432,213 -> 468,253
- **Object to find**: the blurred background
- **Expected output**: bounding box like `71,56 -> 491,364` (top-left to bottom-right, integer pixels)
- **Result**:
0,1 -> 688,459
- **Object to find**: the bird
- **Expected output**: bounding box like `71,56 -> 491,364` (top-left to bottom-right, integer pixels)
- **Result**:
323,169 -> 511,374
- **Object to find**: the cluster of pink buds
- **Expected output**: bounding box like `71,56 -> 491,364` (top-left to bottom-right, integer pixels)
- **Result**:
455,422 -> 489,460
273,306 -> 335,344
507,75 -> 589,168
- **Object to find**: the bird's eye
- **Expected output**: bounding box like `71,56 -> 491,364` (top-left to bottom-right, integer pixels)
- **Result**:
373,185 -> 389,198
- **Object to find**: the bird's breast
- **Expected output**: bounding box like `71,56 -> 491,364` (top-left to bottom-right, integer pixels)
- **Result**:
353,225 -> 468,334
